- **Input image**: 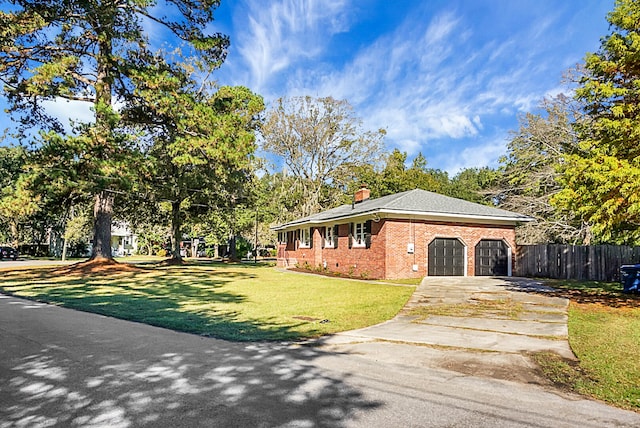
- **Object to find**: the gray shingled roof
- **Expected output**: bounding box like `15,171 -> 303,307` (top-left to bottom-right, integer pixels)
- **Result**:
273,189 -> 533,229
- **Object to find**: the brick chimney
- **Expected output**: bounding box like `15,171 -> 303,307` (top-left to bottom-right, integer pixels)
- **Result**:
354,185 -> 370,203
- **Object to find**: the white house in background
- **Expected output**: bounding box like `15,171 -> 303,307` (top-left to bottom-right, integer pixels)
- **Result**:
111,223 -> 138,256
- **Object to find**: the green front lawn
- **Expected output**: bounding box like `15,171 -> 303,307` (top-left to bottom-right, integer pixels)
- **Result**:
0,262 -> 414,341
534,280 -> 640,411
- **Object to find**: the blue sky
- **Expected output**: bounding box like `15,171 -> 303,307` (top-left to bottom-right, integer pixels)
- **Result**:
211,0 -> 613,174
1,0 -> 614,174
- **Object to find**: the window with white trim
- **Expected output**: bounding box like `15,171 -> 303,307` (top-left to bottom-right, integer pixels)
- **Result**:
324,226 -> 335,248
352,222 -> 366,247
300,228 -> 311,248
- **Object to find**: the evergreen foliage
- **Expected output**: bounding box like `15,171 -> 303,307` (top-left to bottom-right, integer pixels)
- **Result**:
554,0 -> 640,244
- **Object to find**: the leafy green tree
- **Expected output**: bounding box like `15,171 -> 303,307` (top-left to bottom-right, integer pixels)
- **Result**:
126,59 -> 264,262
0,141 -> 91,255
448,167 -> 495,205
342,150 -> 451,202
0,145 -> 27,243
492,97 -> 589,244
61,206 -> 92,260
403,153 -> 450,195
0,145 -> 54,249
134,224 -> 168,256
0,1 -> 229,261
262,96 -> 385,217
0,172 -> 40,248
554,0 -> 640,244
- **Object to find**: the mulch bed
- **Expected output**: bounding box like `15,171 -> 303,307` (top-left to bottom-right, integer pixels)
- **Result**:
51,258 -> 147,275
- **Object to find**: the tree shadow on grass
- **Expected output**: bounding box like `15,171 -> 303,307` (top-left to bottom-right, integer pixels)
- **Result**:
0,265 -> 316,342
501,277 -> 640,308
0,295 -> 381,427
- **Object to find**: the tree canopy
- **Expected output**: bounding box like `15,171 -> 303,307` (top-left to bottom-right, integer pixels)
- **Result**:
126,58 -> 264,261
554,0 -> 640,244
261,96 -> 385,217
0,0 -> 229,260
491,97 -> 589,244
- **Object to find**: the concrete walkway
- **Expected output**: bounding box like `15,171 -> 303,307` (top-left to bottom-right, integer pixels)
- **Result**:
323,276 -> 575,359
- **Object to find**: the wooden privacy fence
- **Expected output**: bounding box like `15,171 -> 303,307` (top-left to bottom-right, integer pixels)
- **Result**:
515,244 -> 640,282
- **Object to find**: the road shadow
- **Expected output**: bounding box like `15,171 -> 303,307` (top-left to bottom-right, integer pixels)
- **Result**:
0,295 -> 381,427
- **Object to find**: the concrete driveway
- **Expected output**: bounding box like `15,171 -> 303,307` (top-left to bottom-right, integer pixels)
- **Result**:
324,276 -> 573,358
2,285 -> 640,427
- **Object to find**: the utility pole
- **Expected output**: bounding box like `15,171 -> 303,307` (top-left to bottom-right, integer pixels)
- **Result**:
254,207 -> 258,264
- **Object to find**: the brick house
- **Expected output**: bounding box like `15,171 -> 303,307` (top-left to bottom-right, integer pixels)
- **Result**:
273,187 -> 533,279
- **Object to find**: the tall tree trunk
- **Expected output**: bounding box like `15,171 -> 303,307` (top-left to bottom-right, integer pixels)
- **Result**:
170,200 -> 182,261
192,238 -> 199,259
10,220 -> 18,250
89,30 -> 115,262
91,191 -> 114,260
228,234 -> 237,261
61,237 -> 68,261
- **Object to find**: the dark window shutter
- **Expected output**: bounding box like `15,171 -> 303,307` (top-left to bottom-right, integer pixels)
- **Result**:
349,223 -> 354,248
333,225 -> 339,248
309,227 -> 313,248
365,220 -> 372,249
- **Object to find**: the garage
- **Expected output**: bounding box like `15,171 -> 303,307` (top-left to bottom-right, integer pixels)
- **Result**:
475,239 -> 508,276
428,238 -> 465,276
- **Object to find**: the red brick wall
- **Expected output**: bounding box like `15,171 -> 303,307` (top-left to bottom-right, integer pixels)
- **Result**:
277,223 -> 386,279
382,219 -> 517,278
276,218 -> 517,279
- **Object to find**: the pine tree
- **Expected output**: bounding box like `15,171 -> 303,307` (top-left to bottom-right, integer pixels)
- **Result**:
0,1 -> 229,260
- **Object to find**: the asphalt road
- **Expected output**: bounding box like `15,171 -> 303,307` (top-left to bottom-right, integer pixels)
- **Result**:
1,293 -> 639,427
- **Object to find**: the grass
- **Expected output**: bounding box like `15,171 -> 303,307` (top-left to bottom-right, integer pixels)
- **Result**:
0,261 -> 414,342
408,298 -> 524,320
533,279 -> 640,411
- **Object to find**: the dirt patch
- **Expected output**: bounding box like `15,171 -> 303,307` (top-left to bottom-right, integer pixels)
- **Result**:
156,257 -> 186,267
327,340 -> 553,386
528,351 -> 599,394
435,350 -> 551,386
51,258 -> 147,276
407,298 -> 525,320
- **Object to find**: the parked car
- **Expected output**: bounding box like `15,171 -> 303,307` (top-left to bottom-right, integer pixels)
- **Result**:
0,246 -> 18,260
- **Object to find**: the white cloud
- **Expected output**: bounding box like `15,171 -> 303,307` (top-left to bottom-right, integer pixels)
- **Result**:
436,136 -> 508,175
40,97 -> 131,133
235,0 -> 351,94
41,98 -> 94,130
218,0 -> 607,171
